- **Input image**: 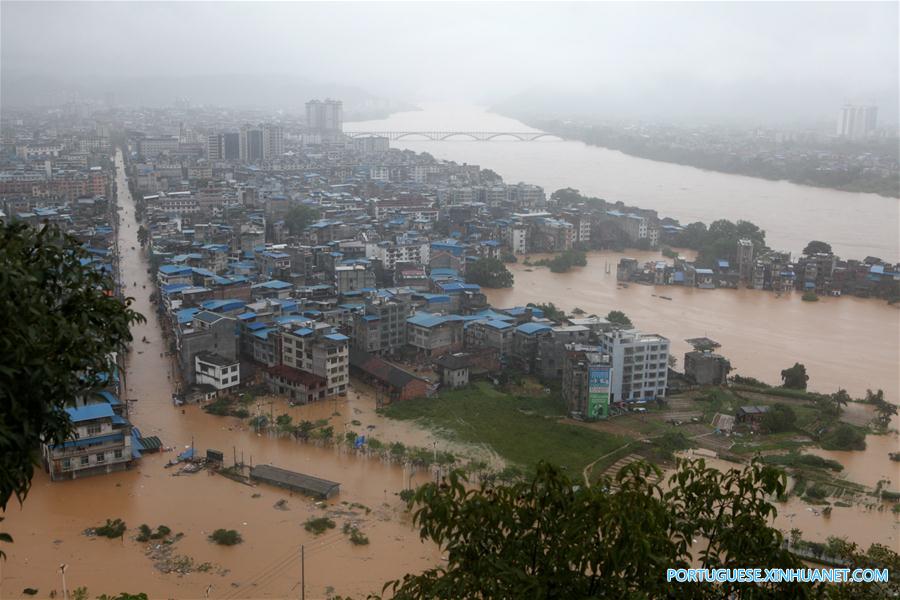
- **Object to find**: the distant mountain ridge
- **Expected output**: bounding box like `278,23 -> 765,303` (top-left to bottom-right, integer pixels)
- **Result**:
0,71 -> 415,116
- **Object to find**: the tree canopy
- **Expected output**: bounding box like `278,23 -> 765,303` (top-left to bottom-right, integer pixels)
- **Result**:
386,460 -> 815,599
780,362 -> 809,390
761,404 -> 797,433
464,257 -> 514,288
284,204 -> 320,235
607,310 -> 633,328
672,219 -> 766,267
803,240 -> 832,256
0,222 -> 144,513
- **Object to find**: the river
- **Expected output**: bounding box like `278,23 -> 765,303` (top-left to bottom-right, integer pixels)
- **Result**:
349,103 -> 900,262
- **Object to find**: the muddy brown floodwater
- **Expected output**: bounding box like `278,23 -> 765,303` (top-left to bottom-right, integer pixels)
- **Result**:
486,256 -> 900,549
1,152 -> 444,599
3,155 -> 898,598
485,253 -> 900,404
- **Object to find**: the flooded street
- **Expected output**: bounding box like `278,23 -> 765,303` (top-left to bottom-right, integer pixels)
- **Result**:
1,152 -> 444,599
2,154 -> 897,598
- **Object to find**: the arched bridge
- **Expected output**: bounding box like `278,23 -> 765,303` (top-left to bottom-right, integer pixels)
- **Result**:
344,131 -> 562,142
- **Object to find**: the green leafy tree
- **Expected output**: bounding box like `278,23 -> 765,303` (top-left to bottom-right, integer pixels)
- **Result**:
549,187 -> 583,206
831,389 -> 851,413
385,459 -> 811,599
284,205 -> 320,236
821,424 -> 867,451
780,362 -> 809,390
136,225 -> 149,247
0,222 -> 144,518
803,240 -> 832,256
761,404 -> 797,433
526,302 -> 565,322
464,257 -> 514,288
607,310 -> 633,328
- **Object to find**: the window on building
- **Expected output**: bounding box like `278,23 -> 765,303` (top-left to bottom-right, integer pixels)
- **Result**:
114,449 -> 123,459
62,458 -> 72,470
87,424 -> 102,435
80,456 -> 89,466
96,452 -> 106,463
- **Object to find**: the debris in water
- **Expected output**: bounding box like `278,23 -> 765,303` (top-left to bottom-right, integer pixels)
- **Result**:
273,499 -> 289,511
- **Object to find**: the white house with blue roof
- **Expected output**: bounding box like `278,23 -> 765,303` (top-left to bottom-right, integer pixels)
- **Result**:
42,403 -> 135,481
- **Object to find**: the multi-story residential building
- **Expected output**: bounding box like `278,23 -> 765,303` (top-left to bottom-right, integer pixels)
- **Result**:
367,241 -> 430,271
261,124 -> 284,160
599,329 -> 669,403
195,351 -> 241,391
177,311 -> 239,385
737,238 -> 754,284
464,318 -> 515,359
207,134 -> 224,160
406,312 -> 464,358
536,325 -> 591,380
305,99 -> 343,134
335,263 -> 376,293
562,344 -> 612,420
42,403 -> 135,481
351,295 -> 410,355
239,125 -> 263,162
138,137 -> 180,157
281,325 -> 349,397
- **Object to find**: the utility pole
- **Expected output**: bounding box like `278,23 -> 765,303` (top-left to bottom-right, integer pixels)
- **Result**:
59,563 -> 68,600
300,545 -> 305,600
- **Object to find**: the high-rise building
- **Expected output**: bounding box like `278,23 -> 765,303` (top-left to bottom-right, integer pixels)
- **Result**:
223,132 -> 240,159
239,125 -> 263,162
207,134 -> 223,160
261,124 -> 284,160
305,99 -> 343,133
837,104 -> 878,140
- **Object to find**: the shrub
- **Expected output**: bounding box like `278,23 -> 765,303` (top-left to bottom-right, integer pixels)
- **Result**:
821,424 -> 866,451
95,518 -> 127,539
801,291 -> 819,302
208,528 -> 243,545
304,517 -> 336,536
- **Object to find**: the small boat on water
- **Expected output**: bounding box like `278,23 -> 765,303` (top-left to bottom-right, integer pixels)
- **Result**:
660,296 -> 673,301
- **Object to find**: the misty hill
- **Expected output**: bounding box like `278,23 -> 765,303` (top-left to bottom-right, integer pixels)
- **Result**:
494,79 -> 899,128
0,71 -> 414,117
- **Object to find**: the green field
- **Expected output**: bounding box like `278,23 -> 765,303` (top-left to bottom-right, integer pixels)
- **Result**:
382,382 -> 629,473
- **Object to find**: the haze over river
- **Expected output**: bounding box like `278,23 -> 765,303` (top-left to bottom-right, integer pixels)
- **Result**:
350,103 -> 900,262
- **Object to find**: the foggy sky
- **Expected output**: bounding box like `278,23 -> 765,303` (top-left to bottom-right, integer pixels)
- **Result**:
2,1 -> 898,124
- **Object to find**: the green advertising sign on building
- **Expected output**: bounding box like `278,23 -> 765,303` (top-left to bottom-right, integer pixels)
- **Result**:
588,366 -> 611,420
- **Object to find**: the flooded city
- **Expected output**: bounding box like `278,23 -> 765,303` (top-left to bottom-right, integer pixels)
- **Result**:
2,3 -> 899,599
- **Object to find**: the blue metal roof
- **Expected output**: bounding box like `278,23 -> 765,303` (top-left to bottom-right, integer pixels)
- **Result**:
253,280 -> 292,290
407,312 -> 463,328
94,390 -> 121,405
516,322 -> 552,335
176,307 -> 200,324
55,431 -> 123,450
324,333 -> 349,342
65,403 -> 115,423
292,327 -> 314,336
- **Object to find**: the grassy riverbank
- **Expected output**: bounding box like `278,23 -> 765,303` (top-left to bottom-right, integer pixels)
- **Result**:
381,381 -> 629,473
